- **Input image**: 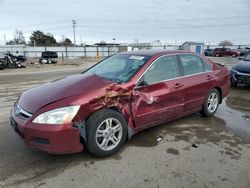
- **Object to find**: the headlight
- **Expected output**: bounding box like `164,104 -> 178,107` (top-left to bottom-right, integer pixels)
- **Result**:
33,106 -> 80,125
230,67 -> 237,73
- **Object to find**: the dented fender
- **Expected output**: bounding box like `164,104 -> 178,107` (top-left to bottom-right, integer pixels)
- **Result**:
73,83 -> 137,141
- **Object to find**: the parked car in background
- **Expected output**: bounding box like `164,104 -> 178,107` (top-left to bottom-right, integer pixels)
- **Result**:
204,49 -> 214,56
213,48 -> 240,57
237,47 -> 250,56
10,50 -> 230,157
0,53 -> 5,69
230,53 -> 250,86
39,51 -> 58,64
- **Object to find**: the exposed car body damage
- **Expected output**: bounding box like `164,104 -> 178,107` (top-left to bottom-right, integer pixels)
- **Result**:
74,83 -> 136,142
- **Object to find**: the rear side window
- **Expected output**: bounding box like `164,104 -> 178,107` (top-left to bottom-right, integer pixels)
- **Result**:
179,55 -> 211,76
143,55 -> 179,84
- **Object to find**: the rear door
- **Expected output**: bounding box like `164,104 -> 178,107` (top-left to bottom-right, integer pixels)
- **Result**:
131,55 -> 184,128
178,54 -> 214,114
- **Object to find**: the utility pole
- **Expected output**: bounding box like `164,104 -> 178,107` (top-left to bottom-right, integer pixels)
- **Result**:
72,19 -> 76,46
113,38 -> 116,53
80,35 -> 83,46
4,34 -> 6,45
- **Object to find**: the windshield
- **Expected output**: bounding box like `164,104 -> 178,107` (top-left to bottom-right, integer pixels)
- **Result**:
83,54 -> 151,83
244,54 -> 250,61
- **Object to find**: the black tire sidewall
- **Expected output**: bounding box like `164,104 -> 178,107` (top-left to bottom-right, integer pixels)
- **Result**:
86,109 -> 127,157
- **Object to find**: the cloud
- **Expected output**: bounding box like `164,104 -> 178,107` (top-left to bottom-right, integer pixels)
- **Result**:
0,0 -> 249,44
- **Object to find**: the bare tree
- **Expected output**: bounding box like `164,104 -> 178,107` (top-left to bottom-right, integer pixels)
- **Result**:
219,40 -> 233,46
14,29 -> 26,44
6,29 -> 26,45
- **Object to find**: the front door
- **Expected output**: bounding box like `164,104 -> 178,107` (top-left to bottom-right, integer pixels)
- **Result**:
131,55 -> 184,128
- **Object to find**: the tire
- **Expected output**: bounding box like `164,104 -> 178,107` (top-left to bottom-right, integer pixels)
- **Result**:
232,54 -> 236,57
86,109 -> 127,157
200,89 -> 220,117
215,54 -> 220,57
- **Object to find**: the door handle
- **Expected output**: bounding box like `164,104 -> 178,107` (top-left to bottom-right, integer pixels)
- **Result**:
174,83 -> 184,89
206,75 -> 213,80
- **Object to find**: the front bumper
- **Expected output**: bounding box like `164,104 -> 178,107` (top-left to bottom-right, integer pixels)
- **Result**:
230,69 -> 250,85
10,106 -> 83,154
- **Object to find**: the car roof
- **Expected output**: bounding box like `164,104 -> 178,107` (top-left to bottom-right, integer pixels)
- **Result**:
119,50 -> 194,57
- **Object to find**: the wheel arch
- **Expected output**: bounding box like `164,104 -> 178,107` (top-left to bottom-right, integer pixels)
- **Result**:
78,105 -> 133,145
214,87 -> 223,104
102,106 -> 134,141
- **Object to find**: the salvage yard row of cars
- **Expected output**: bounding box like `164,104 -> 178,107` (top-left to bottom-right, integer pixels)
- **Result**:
10,50 -> 231,157
204,47 -> 250,57
0,51 -> 58,70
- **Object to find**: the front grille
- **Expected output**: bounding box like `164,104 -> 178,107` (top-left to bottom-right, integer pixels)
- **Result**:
235,75 -> 250,83
15,104 -> 32,120
33,138 -> 50,145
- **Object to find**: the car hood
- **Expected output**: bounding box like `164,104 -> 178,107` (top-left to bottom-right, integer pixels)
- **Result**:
234,61 -> 250,74
18,74 -> 113,113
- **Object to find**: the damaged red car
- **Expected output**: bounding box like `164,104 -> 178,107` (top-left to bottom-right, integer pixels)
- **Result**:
10,50 -> 230,157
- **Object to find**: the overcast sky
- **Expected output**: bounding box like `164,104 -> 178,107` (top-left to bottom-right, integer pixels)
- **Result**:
0,0 -> 250,45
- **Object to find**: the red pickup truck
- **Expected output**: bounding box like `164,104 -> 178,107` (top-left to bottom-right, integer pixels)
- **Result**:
213,48 -> 240,57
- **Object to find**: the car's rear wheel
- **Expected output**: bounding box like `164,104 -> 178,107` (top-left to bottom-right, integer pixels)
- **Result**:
200,89 -> 220,117
232,54 -> 236,57
215,54 -> 220,57
86,109 -> 127,157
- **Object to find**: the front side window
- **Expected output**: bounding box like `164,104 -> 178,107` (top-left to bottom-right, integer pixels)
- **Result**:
179,55 -> 210,76
143,55 -> 179,84
83,54 -> 151,83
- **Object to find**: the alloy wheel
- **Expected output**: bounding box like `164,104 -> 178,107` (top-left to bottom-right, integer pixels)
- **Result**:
95,118 -> 123,151
207,92 -> 219,113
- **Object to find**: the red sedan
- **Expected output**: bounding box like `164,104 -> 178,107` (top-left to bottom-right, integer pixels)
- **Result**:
10,50 -> 230,157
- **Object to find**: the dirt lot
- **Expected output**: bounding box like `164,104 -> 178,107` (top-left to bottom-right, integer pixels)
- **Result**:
0,57 -> 250,188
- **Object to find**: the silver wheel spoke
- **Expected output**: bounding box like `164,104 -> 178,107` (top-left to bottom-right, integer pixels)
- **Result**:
110,136 -> 118,144
100,138 -> 109,149
96,129 -> 106,138
113,124 -> 122,133
105,119 -> 112,128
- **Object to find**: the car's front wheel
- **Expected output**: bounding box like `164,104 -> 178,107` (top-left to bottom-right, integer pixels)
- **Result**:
86,109 -> 127,157
200,89 -> 220,117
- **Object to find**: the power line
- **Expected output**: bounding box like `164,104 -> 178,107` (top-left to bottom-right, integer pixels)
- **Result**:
1,15 -> 250,30
77,22 -> 250,29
